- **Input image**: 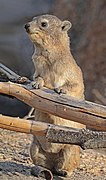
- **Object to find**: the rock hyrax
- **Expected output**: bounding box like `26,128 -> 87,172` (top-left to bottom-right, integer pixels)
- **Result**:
25,14 -> 85,177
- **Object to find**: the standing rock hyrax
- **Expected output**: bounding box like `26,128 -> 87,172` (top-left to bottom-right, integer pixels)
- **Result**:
25,14 -> 85,177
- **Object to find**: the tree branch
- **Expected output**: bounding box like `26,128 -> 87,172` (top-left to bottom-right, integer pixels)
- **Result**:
0,81 -> 106,131
0,114 -> 106,149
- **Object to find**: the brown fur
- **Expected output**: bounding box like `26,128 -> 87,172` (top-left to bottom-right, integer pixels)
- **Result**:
25,14 -> 85,177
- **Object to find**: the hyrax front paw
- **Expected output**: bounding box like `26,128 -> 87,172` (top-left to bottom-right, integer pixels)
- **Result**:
54,87 -> 67,94
32,77 -> 44,89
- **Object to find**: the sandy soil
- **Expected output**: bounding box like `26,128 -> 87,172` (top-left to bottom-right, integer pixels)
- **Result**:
0,129 -> 106,180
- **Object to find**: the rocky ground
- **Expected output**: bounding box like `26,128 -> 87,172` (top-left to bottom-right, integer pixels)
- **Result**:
0,129 -> 106,180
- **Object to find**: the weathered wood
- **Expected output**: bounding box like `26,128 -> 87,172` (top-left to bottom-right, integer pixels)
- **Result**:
0,82 -> 106,131
0,114 -> 106,149
47,126 -> 106,149
0,63 -> 21,82
0,63 -> 31,84
31,165 -> 53,180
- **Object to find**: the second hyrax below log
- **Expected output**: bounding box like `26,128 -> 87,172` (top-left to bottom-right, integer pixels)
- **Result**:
25,14 -> 85,177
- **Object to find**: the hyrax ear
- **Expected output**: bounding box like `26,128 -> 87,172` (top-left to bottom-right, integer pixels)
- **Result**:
61,20 -> 72,31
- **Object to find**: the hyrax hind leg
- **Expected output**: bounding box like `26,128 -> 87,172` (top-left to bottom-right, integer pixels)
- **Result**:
52,145 -> 80,177
30,137 -> 55,170
30,138 -> 80,177
30,137 -> 47,168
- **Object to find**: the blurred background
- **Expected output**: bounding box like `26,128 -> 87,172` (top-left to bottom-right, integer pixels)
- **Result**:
0,0 -> 106,117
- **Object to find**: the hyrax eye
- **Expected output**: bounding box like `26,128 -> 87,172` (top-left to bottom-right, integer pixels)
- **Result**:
41,22 -> 48,28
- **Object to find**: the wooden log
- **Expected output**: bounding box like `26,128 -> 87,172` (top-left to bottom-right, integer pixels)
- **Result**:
0,114 -> 47,136
0,114 -> 106,149
0,82 -> 106,131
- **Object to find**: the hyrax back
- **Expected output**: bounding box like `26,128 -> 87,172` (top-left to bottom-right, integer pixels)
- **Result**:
25,14 -> 85,177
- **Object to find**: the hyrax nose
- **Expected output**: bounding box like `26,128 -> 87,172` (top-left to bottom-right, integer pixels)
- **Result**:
24,23 -> 30,32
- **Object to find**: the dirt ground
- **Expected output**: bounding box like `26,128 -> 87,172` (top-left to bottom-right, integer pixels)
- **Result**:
0,129 -> 106,180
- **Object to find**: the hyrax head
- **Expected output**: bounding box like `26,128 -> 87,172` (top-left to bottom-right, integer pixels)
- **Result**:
25,14 -> 72,49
